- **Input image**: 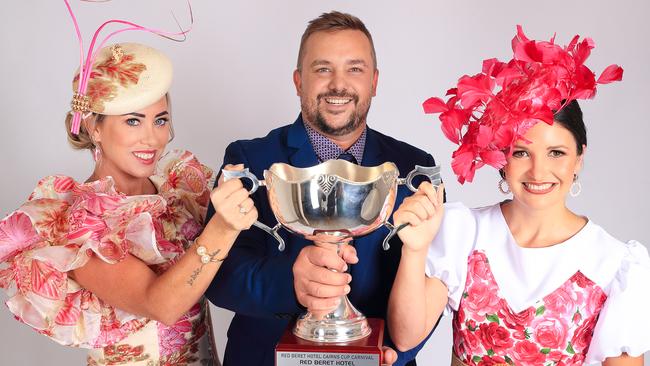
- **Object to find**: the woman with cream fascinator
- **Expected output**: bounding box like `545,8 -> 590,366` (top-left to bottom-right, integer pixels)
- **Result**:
0,1 -> 250,365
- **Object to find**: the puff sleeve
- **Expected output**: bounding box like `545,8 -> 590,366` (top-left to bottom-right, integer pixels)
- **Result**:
585,240 -> 650,363
424,202 -> 478,315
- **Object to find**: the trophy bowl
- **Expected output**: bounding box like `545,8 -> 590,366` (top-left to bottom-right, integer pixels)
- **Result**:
223,160 -> 440,343
266,160 -> 399,240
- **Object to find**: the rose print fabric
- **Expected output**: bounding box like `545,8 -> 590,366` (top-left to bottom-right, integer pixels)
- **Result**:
425,202 -> 650,364
0,150 -> 219,365
453,251 -> 606,366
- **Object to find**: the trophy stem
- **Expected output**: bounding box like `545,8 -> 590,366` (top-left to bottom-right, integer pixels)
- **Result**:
294,230 -> 380,343
293,289 -> 371,342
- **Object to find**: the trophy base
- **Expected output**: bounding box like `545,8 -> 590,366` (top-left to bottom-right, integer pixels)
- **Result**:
276,318 -> 384,366
293,314 -> 371,343
293,293 -> 371,343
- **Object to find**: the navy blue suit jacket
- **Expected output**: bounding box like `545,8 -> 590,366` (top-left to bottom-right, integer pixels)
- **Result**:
205,116 -> 438,366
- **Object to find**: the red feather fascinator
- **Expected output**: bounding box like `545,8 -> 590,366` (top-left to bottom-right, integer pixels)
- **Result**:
423,26 -> 623,184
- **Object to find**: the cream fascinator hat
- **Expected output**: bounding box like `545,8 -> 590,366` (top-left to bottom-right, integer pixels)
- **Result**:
71,43 -> 173,117
64,0 -> 191,135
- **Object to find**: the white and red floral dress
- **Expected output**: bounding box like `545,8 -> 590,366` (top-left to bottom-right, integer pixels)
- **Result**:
0,150 -> 219,366
425,203 -> 650,366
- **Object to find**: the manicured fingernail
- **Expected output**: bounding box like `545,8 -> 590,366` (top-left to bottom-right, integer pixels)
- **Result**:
347,274 -> 352,283
342,264 -> 348,271
344,285 -> 351,294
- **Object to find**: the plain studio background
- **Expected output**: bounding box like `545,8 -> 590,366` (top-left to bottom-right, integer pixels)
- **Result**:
1,1 -> 648,365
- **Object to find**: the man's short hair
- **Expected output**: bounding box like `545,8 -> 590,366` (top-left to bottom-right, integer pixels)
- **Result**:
297,11 -> 377,71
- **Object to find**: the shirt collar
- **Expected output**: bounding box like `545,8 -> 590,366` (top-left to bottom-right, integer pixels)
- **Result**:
303,120 -> 366,164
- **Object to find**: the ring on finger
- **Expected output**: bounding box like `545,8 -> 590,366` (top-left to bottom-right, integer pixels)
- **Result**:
238,205 -> 248,214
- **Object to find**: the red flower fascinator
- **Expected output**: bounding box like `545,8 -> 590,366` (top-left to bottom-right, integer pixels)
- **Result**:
423,26 -> 623,184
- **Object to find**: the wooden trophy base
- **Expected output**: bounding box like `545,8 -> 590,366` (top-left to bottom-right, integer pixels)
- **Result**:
275,318 -> 384,366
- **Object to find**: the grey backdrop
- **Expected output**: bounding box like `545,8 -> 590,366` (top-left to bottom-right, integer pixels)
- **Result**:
1,1 -> 648,365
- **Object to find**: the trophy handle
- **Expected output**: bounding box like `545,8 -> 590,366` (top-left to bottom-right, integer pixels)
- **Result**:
221,168 -> 265,194
222,169 -> 285,251
382,221 -> 408,251
252,222 -> 285,251
398,165 -> 442,192
384,165 -> 442,250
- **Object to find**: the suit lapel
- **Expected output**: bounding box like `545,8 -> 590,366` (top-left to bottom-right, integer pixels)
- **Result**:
286,114 -> 320,168
361,127 -> 384,167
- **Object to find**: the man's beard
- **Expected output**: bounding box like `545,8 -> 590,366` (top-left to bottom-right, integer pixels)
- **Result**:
301,90 -> 371,136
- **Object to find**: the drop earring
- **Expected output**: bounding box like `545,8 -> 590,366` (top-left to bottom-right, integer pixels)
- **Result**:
570,174 -> 582,197
93,145 -> 102,162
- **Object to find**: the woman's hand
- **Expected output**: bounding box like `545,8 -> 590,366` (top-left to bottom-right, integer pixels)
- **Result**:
388,182 -> 448,351
209,164 -> 258,233
393,182 -> 444,253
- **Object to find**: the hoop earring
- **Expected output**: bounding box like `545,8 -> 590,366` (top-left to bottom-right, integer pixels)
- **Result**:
570,175 -> 582,197
498,178 -> 510,194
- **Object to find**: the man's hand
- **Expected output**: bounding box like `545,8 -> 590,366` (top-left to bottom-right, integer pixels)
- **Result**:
382,346 -> 397,366
292,242 -> 399,366
293,243 -> 358,316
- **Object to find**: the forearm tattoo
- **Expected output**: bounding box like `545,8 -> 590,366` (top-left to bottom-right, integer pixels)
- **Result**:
187,248 -> 222,286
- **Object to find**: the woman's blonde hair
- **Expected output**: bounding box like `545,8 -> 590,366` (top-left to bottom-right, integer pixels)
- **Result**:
64,113 -> 105,150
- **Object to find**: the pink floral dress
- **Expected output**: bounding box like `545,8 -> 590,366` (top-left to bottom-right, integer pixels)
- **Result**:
453,251 -> 606,366
0,150 -> 219,365
425,203 -> 650,365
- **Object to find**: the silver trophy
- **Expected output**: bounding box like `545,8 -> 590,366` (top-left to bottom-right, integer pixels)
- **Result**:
223,160 -> 441,343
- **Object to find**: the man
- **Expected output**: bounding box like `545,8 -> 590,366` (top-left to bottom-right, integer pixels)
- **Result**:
206,11 -> 438,366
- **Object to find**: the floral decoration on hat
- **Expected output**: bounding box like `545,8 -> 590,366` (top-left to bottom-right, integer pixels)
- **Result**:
423,25 -> 623,184
72,46 -> 147,113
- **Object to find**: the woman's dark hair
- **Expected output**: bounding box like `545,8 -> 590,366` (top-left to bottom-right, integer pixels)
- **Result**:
553,99 -> 587,155
499,99 -> 587,178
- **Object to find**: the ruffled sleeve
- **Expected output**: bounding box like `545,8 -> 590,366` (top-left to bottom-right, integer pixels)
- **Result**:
0,174 -> 172,349
149,149 -> 214,260
424,202 -> 478,315
0,151 -> 214,349
584,240 -> 650,363
153,149 -> 215,226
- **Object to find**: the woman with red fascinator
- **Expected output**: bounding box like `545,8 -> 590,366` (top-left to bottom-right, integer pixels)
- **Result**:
388,26 -> 648,365
0,2 -> 251,365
